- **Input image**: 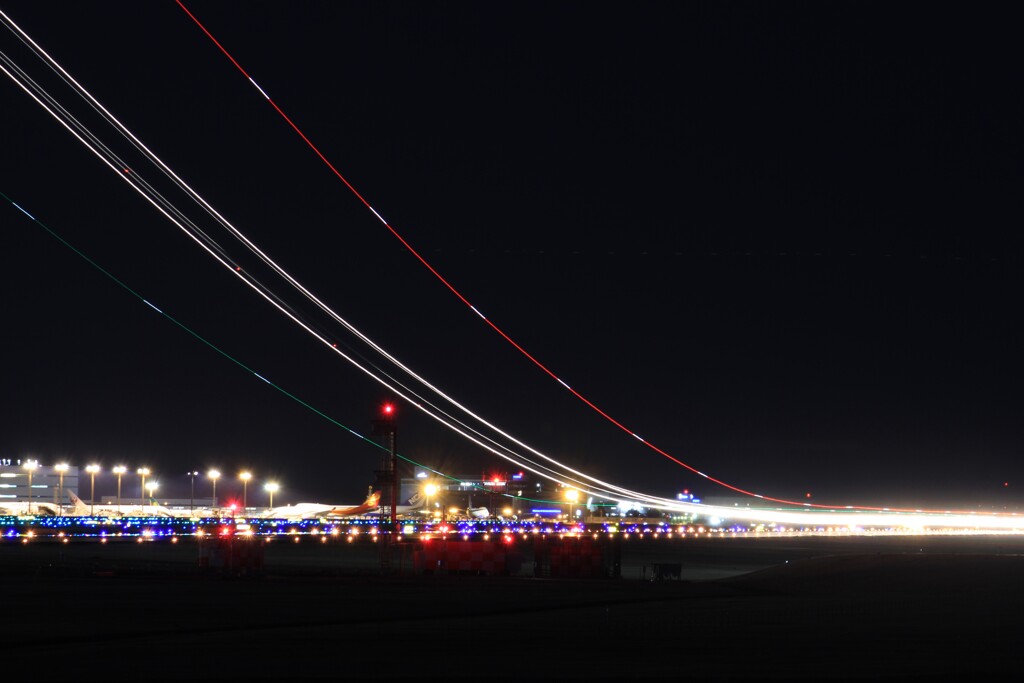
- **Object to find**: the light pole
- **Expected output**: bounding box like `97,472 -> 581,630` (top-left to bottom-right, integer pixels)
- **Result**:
264,482 -> 279,509
86,464 -> 101,516
188,471 -> 199,514
565,488 -> 579,523
208,469 -> 220,512
424,483 -> 439,524
113,466 -> 126,515
54,463 -> 69,516
23,460 -> 38,515
137,467 -> 150,514
239,471 -> 251,512
146,481 -> 158,512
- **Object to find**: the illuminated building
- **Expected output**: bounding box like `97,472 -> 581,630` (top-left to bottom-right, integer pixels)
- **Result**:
0,461 -> 80,509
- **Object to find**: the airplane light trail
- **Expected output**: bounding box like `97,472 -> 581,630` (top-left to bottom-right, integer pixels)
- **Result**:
0,120 -> 658,514
6,185 -> 1024,546
0,188 -> 581,512
1,7 -> 1013,523
0,9 -> 718,512
171,1 -> 886,513
0,9 -> 599,489
5,5 -> 892,517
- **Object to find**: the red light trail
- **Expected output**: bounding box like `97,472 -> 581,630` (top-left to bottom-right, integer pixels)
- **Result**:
173,1 -> 903,513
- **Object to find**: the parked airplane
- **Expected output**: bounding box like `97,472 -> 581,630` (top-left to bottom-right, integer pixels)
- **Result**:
260,490 -> 382,520
0,500 -> 62,516
396,491 -> 427,516
67,490 -> 175,517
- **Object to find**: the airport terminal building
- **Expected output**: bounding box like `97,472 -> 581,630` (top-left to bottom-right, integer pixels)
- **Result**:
0,459 -> 79,508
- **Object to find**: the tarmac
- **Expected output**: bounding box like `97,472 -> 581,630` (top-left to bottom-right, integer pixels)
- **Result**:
2,532 -> 1023,680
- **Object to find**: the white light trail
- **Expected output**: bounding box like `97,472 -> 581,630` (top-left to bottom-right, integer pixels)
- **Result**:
0,10 -> 679,509
248,77 -> 270,100
11,201 -> 35,220
0,46 -> 648,508
4,9 -> 1018,529
684,502 -> 1024,531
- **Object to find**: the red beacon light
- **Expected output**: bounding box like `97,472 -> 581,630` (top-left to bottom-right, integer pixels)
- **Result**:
382,403 -> 395,417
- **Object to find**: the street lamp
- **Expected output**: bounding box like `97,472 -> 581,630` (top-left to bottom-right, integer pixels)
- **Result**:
86,464 -> 101,516
208,469 -> 220,511
23,460 -> 38,515
145,481 -> 158,511
137,467 -> 150,514
54,463 -> 69,516
239,471 -> 252,511
112,466 -> 126,515
264,482 -> 279,509
565,488 -> 579,522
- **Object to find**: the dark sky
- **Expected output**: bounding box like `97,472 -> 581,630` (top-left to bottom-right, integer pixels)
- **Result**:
1,2 -> 1021,510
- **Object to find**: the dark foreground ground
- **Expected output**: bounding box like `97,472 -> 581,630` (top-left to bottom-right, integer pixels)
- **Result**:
3,533 -> 1024,680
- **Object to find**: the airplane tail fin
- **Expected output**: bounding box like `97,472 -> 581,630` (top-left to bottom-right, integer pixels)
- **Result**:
67,490 -> 91,515
322,490 -> 383,518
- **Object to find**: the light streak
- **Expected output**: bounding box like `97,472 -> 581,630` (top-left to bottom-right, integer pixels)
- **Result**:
11,201 -> 35,220
0,189 -> 563,510
170,1 -> 875,511
0,41 -> 1002,516
248,77 -> 270,100
0,11 -> 677,509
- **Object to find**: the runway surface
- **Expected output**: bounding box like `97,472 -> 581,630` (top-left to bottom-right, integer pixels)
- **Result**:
2,534 -> 1022,680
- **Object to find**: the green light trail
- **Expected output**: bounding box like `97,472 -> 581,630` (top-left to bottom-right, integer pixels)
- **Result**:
2,190 -> 567,508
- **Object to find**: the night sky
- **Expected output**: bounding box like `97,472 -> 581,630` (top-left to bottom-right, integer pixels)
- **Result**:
1,2 -> 1021,510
